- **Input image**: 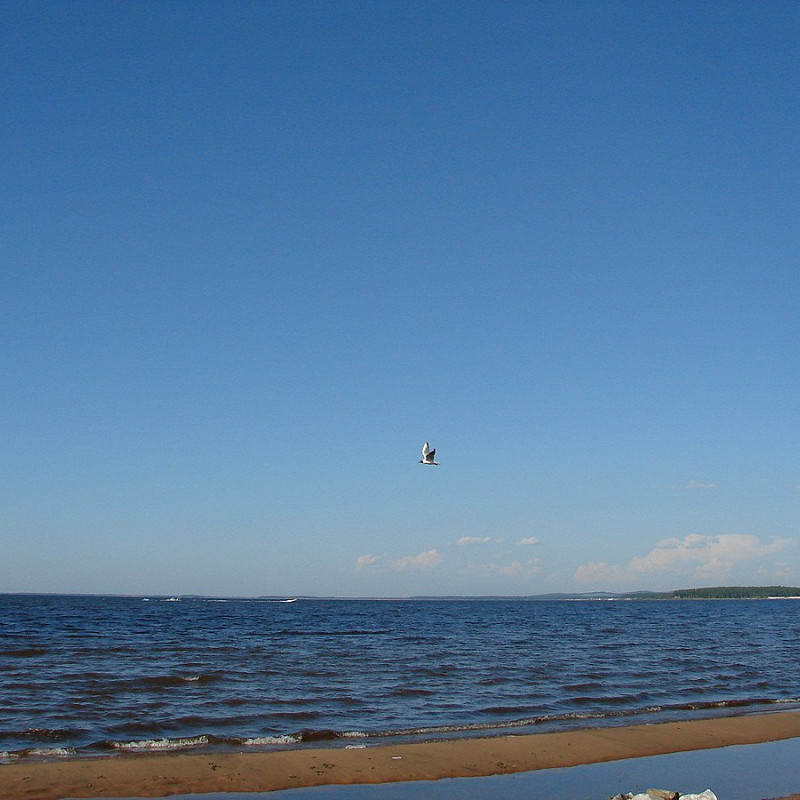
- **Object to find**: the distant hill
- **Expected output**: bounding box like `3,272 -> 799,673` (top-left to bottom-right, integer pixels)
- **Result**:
411,586 -> 800,601
630,585 -> 800,600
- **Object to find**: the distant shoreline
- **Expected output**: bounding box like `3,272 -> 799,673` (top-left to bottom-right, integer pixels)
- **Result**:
4,586 -> 800,600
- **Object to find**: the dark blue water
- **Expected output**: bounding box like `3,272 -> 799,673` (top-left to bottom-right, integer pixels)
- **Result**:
2,595 -> 799,762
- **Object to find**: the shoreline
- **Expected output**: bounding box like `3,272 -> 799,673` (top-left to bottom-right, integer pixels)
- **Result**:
2,710 -> 800,800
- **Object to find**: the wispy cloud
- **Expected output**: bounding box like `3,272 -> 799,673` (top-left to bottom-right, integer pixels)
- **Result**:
392,549 -> 442,571
501,558 -> 541,576
519,536 -> 539,546
473,558 -> 542,577
355,549 -> 442,573
575,533 -> 792,586
456,536 -> 493,546
355,554 -> 380,571
684,479 -> 716,490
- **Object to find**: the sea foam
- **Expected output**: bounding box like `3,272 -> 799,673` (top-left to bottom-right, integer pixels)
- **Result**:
112,736 -> 209,751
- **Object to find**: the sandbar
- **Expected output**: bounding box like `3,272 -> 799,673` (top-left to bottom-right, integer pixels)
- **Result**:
2,710 -> 800,800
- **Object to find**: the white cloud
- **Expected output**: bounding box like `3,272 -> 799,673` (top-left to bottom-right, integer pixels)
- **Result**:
479,558 -> 542,577
355,554 -> 380,571
629,534 -> 787,577
519,536 -> 539,546
575,533 -> 792,587
456,536 -> 493,546
392,549 -> 442,571
355,549 -> 442,573
684,479 -> 716,490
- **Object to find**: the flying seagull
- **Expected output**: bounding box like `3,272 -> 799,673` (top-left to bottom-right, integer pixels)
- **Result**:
419,442 -> 440,465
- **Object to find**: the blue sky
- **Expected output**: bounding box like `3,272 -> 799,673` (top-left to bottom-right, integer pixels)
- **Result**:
2,1 -> 798,597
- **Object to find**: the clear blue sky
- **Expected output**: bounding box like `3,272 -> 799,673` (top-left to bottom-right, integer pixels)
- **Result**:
3,1 -> 798,597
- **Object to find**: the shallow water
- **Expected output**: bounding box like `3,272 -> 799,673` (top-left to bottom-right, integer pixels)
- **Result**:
2,594 -> 799,760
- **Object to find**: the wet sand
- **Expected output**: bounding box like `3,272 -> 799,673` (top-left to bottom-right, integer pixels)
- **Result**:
2,710 -> 800,800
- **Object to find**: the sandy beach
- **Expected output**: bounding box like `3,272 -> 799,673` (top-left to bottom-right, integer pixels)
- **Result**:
2,710 -> 800,800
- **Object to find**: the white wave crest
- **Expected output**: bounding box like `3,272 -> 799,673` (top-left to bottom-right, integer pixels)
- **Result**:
27,747 -> 75,757
112,736 -> 209,751
242,735 -> 298,746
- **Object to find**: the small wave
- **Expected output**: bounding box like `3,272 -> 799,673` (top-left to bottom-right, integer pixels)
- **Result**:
374,696 -> 800,742
140,674 -> 216,688
274,711 -> 320,721
242,735 -> 299,746
237,730 -> 365,747
112,736 -> 209,752
478,705 -> 541,716
477,676 -> 512,687
661,697 -> 794,712
389,687 -> 435,697
330,695 -> 365,706
240,729 -> 342,745
563,682 -> 605,692
239,730 -> 367,746
26,747 -> 75,758
291,729 -> 342,743
2,648 -> 48,658
276,629 -> 390,638
569,693 -> 650,706
17,728 -> 77,743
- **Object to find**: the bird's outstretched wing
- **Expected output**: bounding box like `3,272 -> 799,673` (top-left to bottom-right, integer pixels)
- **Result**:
421,442 -> 431,458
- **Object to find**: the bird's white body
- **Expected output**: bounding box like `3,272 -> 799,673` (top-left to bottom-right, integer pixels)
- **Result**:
419,442 -> 440,465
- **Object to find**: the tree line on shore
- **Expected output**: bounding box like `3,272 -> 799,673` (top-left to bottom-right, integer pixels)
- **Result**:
409,586 -> 800,601
627,585 -> 800,599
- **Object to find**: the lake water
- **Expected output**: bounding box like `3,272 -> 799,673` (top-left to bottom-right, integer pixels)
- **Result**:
2,594 -> 799,761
